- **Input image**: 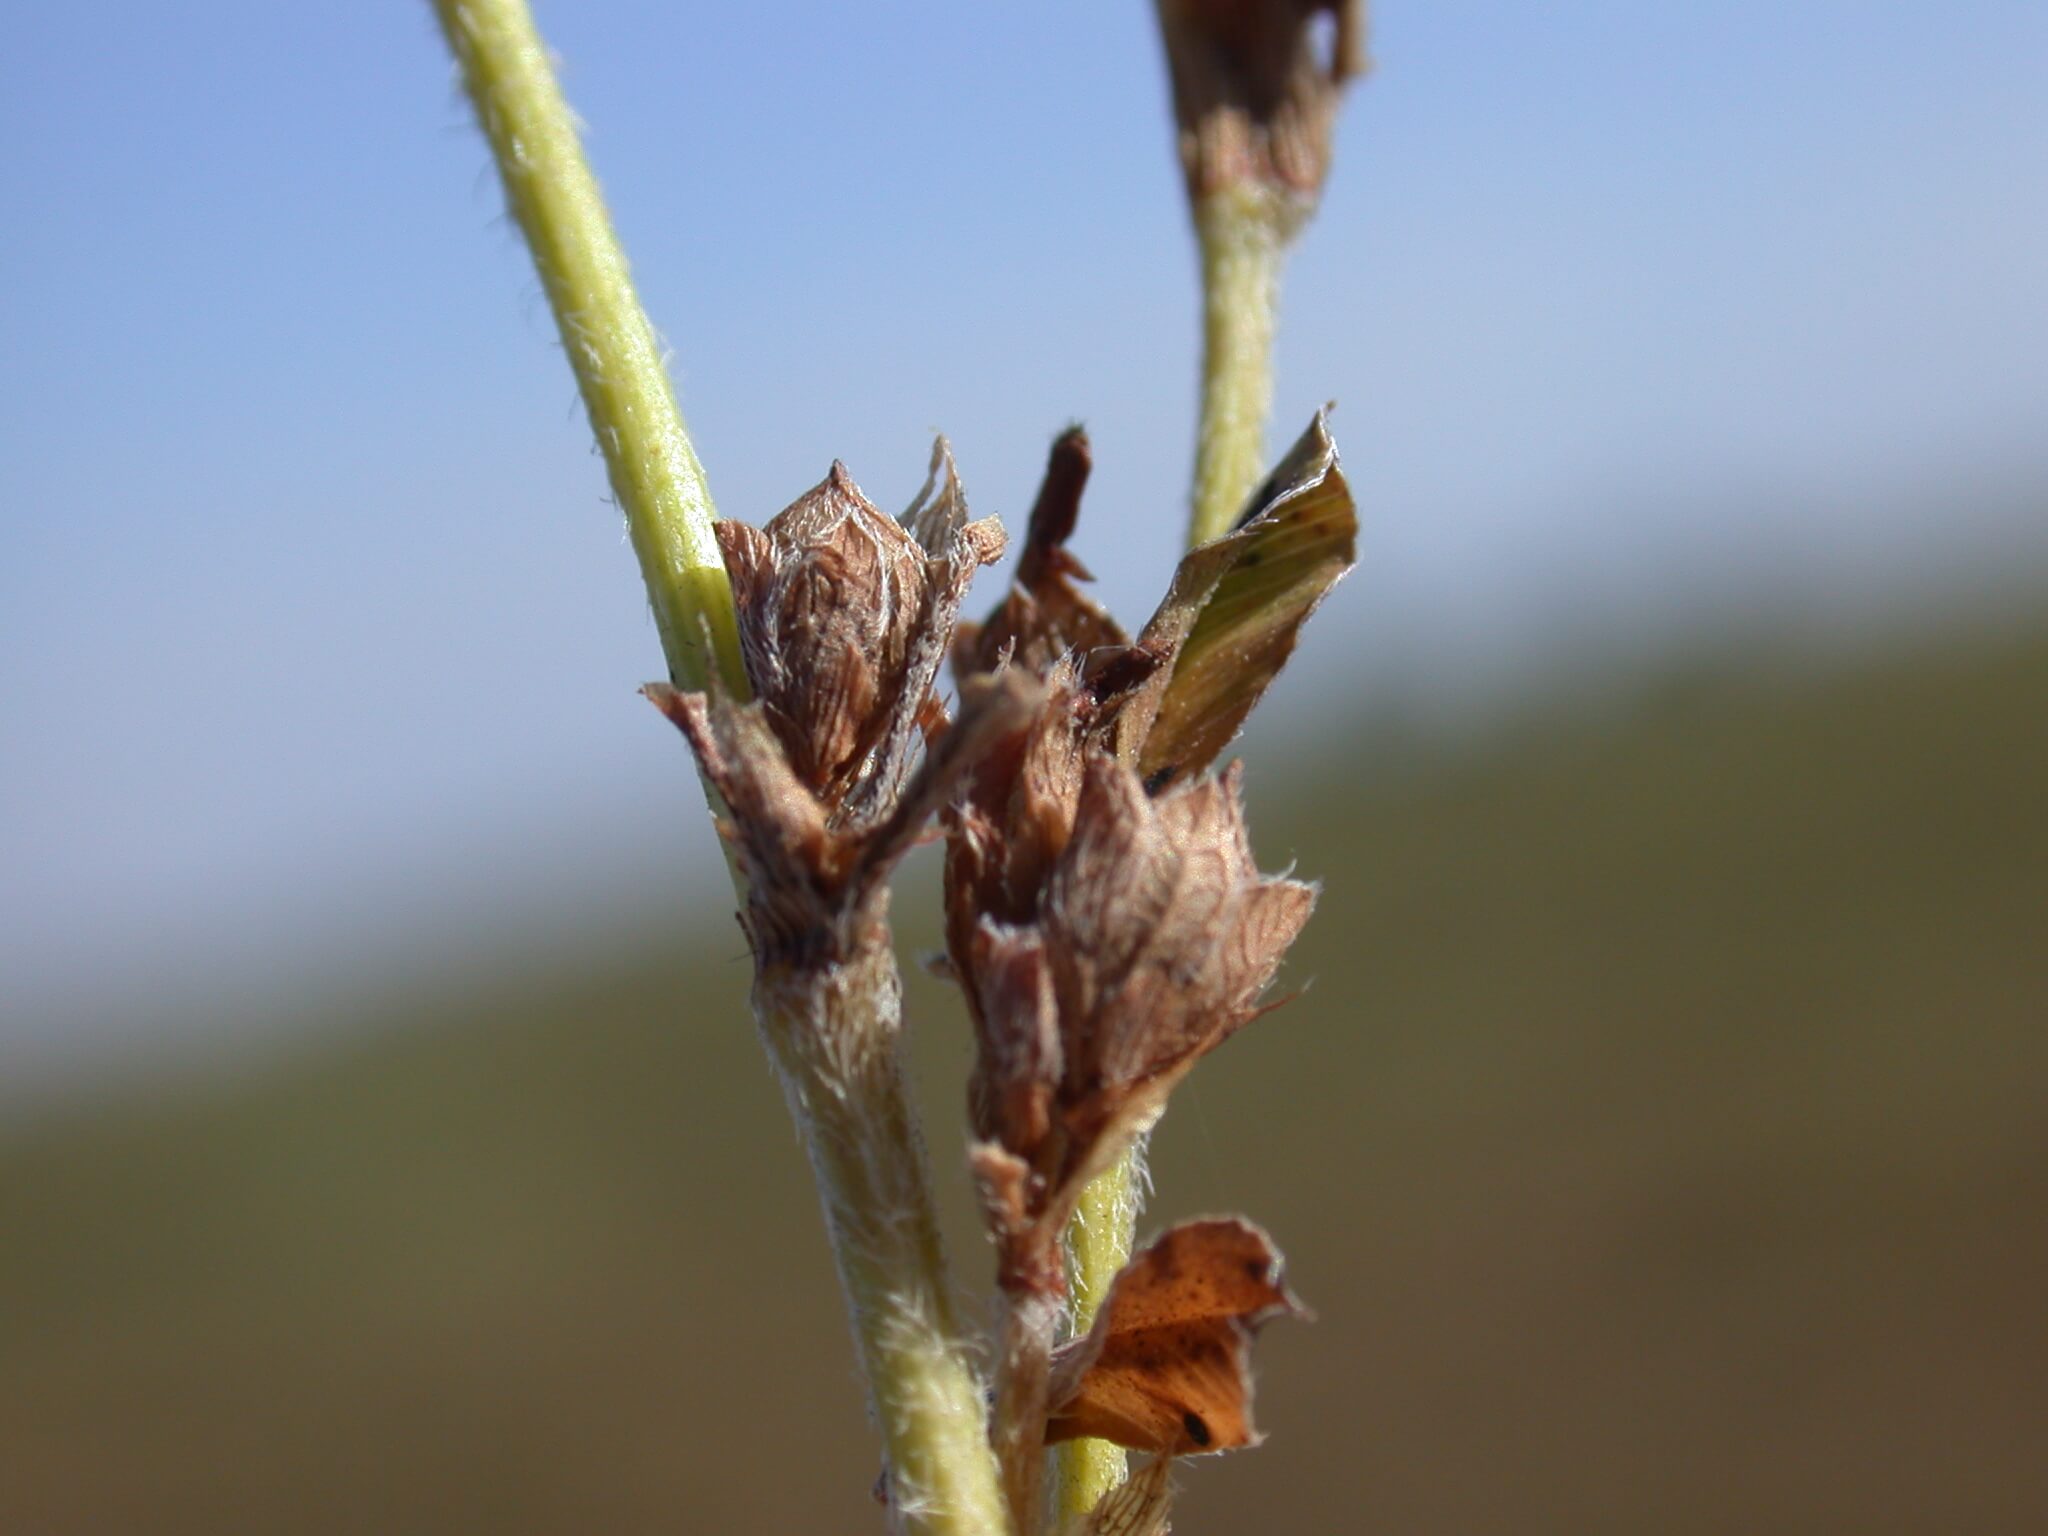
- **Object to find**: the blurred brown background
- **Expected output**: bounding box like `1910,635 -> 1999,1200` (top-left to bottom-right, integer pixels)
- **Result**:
6,617 -> 2044,1532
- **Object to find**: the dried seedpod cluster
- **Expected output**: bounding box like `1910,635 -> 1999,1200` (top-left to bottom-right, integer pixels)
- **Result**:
435,0 -> 1367,1529
651,415 -> 1355,1533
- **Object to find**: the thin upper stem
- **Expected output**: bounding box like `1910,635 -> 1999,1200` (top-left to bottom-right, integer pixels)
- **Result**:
1188,183 -> 1288,547
432,0 -> 747,696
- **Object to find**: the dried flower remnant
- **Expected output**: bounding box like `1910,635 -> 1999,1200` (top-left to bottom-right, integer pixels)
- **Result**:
967,758 -> 1315,1255
649,444 -> 1026,964
1154,0 -> 1367,221
713,446 -> 1006,829
944,410 -> 1354,1059
956,426 -> 1129,680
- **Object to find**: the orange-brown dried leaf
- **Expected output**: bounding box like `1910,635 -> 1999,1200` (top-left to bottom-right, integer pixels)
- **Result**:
1047,1217 -> 1304,1456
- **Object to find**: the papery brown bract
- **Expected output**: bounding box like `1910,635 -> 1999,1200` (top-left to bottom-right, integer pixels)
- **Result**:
1047,1217 -> 1305,1456
650,671 -> 1041,968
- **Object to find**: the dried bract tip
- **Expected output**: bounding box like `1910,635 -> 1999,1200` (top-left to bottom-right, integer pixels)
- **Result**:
1154,0 -> 1366,219
1047,1216 -> 1306,1456
957,427 -> 1129,680
1124,407 -> 1357,788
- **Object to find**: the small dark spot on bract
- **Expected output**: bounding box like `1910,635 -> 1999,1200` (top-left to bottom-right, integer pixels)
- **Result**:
1182,1411 -> 1212,1448
1244,1257 -> 1268,1281
1144,764 -> 1179,794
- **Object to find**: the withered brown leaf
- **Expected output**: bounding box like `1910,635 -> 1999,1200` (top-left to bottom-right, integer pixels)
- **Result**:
1047,1217 -> 1305,1456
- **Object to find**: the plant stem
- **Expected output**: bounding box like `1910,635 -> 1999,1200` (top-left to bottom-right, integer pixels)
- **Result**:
1052,1159 -> 1141,1520
432,0 -> 746,696
1187,183 -> 1289,547
992,1286 -> 1061,1536
755,928 -> 1011,1536
435,7 -> 1007,1531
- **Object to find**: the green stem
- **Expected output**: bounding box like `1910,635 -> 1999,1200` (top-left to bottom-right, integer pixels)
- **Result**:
1053,1157 -> 1142,1521
432,0 -> 746,696
1187,183 -> 1289,547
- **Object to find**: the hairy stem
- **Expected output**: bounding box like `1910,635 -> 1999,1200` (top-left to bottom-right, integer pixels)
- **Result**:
992,1284 -> 1062,1536
436,7 -> 1005,1530
1052,1145 -> 1142,1520
432,0 -> 746,695
1188,183 -> 1289,546
754,925 -> 1011,1536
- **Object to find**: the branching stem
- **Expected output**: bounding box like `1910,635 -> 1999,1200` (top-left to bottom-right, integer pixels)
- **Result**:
434,6 -> 1008,1531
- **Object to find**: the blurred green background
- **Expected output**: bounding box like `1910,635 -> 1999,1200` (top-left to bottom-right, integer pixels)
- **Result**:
5,615 -> 2044,1532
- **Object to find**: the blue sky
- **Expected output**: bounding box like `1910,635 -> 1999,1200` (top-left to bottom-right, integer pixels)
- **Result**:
4,1 -> 2046,1085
